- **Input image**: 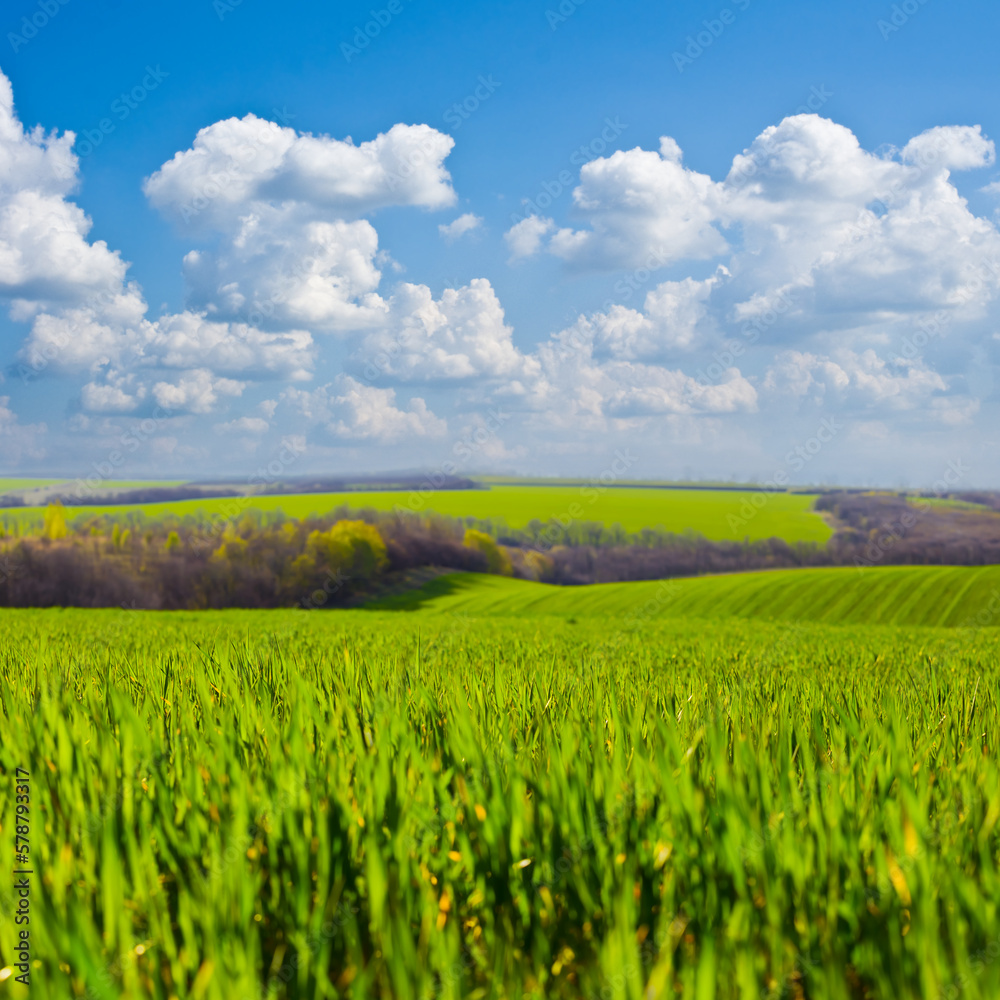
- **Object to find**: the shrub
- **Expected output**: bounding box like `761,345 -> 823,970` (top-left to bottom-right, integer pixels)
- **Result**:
463,528 -> 513,576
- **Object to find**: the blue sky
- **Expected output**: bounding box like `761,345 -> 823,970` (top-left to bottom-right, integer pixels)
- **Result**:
1,0 -> 999,487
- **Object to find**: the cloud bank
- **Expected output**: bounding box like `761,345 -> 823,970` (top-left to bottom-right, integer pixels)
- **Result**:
0,64 -> 997,484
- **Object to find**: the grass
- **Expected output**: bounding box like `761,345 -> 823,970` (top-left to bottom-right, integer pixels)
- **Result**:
370,565 -> 1000,630
3,485 -> 831,544
0,598 -> 998,998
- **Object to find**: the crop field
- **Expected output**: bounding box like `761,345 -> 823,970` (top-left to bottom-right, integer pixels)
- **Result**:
3,485 -> 831,544
373,565 -> 1000,630
0,479 -> 62,494
1,591 -> 998,999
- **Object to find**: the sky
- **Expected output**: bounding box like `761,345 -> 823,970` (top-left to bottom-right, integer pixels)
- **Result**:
1,0 -> 999,488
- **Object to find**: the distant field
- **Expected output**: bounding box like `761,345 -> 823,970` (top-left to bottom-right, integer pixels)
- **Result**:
6,485 -> 831,543
0,478 -> 183,496
0,477 -> 62,492
371,564 -> 1000,629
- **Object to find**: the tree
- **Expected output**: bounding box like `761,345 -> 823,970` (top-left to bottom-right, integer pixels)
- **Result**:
463,529 -> 512,576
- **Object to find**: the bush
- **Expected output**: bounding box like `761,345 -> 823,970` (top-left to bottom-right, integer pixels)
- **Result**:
463,529 -> 513,576
308,520 -> 389,581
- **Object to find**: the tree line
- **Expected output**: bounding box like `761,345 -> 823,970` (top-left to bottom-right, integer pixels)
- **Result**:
1,490 -> 999,608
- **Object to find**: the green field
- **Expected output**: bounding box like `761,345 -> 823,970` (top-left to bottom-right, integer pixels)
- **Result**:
4,485 -> 831,544
0,479 -> 183,497
0,599 -> 997,999
372,565 -> 1000,630
0,479 -> 62,493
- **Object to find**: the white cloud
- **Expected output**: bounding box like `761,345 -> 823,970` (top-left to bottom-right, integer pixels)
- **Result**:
354,278 -> 533,383
438,213 -> 482,242
764,349 -> 948,409
510,116 -> 1000,353
146,312 -> 314,380
510,137 -> 727,269
215,416 -> 270,434
0,72 -> 128,314
152,369 -> 246,414
20,307 -> 314,402
590,270 -> 727,360
901,125 -> 995,172
181,212 -> 388,332
504,215 -> 555,261
722,118 -> 1000,333
142,116 -> 464,335
80,378 -> 146,414
284,375 -> 447,442
144,116 -> 456,229
504,326 -> 757,430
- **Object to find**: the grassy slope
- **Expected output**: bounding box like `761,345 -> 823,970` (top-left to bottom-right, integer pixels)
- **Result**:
369,564 -> 1000,629
4,485 -> 831,543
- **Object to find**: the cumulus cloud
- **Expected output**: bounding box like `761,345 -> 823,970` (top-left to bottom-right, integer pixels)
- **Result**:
353,278 -> 533,383
0,72 -> 128,313
721,117 -> 1000,333
438,213 -> 482,242
144,116 -> 456,229
589,269 -> 728,360
506,137 -> 727,269
509,116 -> 1000,350
181,213 -> 387,331
504,215 -> 555,261
763,349 -> 948,409
143,116 -> 463,334
1,55 -> 996,480
901,125 -> 995,171
146,312 -> 314,380
80,376 -> 146,414
505,325 -> 757,430
152,369 -> 246,414
22,307 -> 314,414
283,375 -> 447,442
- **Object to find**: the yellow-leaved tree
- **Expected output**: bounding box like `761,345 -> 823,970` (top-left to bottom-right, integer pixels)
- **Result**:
306,520 -> 388,581
42,502 -> 68,540
463,528 -> 513,576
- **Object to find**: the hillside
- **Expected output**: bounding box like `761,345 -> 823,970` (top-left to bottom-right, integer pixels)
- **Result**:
369,564 -> 1000,629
